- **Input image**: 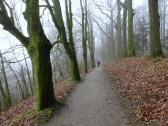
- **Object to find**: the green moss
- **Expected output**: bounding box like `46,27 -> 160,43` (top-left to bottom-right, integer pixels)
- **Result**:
9,106 -> 56,125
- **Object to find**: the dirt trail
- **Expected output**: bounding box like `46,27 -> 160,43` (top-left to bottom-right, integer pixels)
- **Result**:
45,68 -> 135,126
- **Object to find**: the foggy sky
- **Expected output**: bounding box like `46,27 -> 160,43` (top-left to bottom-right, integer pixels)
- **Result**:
0,0 -> 146,52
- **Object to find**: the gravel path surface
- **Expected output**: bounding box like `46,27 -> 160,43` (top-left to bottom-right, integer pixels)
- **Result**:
45,68 -> 133,126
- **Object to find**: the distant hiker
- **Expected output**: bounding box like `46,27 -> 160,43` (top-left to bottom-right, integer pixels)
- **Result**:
97,60 -> 100,67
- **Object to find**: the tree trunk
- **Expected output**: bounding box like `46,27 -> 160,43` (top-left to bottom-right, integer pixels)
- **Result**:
162,1 -> 166,41
65,46 -> 81,81
28,0 -> 55,110
6,61 -> 25,100
128,0 -> 136,56
29,44 -> 55,110
23,48 -> 34,95
65,0 -> 81,80
80,0 -> 88,73
148,0 -> 163,58
83,42 -> 88,72
110,14 -> 116,59
88,11 -> 96,68
116,0 -> 122,58
45,0 -> 81,81
122,0 -> 128,57
0,80 -> 8,108
69,55 -> 81,81
20,66 -> 29,98
90,53 -> 95,68
0,0 -> 56,111
84,0 -> 88,72
0,51 -> 12,108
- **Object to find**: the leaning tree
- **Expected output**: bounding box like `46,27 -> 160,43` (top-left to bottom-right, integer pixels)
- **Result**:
45,0 -> 81,80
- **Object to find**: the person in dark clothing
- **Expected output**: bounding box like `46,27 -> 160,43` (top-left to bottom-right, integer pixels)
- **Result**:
97,60 -> 100,67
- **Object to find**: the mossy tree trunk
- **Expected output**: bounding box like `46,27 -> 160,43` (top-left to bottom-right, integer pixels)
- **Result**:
148,0 -> 163,58
29,43 -> 55,110
68,52 -> 81,80
65,0 -> 81,80
27,0 -> 55,110
0,0 -> 56,110
127,0 -> 136,56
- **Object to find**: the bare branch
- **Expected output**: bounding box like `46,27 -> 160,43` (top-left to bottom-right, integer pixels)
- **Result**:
51,35 -> 62,48
0,1 -> 29,47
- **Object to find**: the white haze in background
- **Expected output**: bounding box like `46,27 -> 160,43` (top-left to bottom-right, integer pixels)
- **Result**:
0,0 -> 146,53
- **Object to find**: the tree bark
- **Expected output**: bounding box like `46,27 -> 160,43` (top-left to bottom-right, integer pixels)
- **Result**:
6,62 -> 25,100
68,53 -> 81,81
45,0 -> 81,81
0,51 -> 12,108
128,0 -> 136,56
148,0 -> 163,58
88,12 -> 96,68
116,0 -> 122,58
122,0 -> 128,57
29,43 -> 55,110
80,0 -> 88,73
27,0 -> 55,110
0,0 -> 57,110
0,80 -> 8,108
20,66 -> 29,98
23,48 -> 34,95
110,11 -> 116,59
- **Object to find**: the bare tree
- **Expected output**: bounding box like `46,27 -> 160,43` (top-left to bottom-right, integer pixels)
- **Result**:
0,50 -> 12,108
88,10 -> 96,68
80,0 -> 88,73
45,0 -> 81,81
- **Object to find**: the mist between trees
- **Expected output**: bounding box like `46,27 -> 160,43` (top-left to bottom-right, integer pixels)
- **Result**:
0,0 -> 167,112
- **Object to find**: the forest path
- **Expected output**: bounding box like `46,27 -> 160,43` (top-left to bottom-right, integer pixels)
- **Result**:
45,67 -> 133,126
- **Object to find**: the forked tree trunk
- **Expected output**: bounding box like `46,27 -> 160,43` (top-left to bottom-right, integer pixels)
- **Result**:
45,0 -> 81,81
27,0 -> 55,110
